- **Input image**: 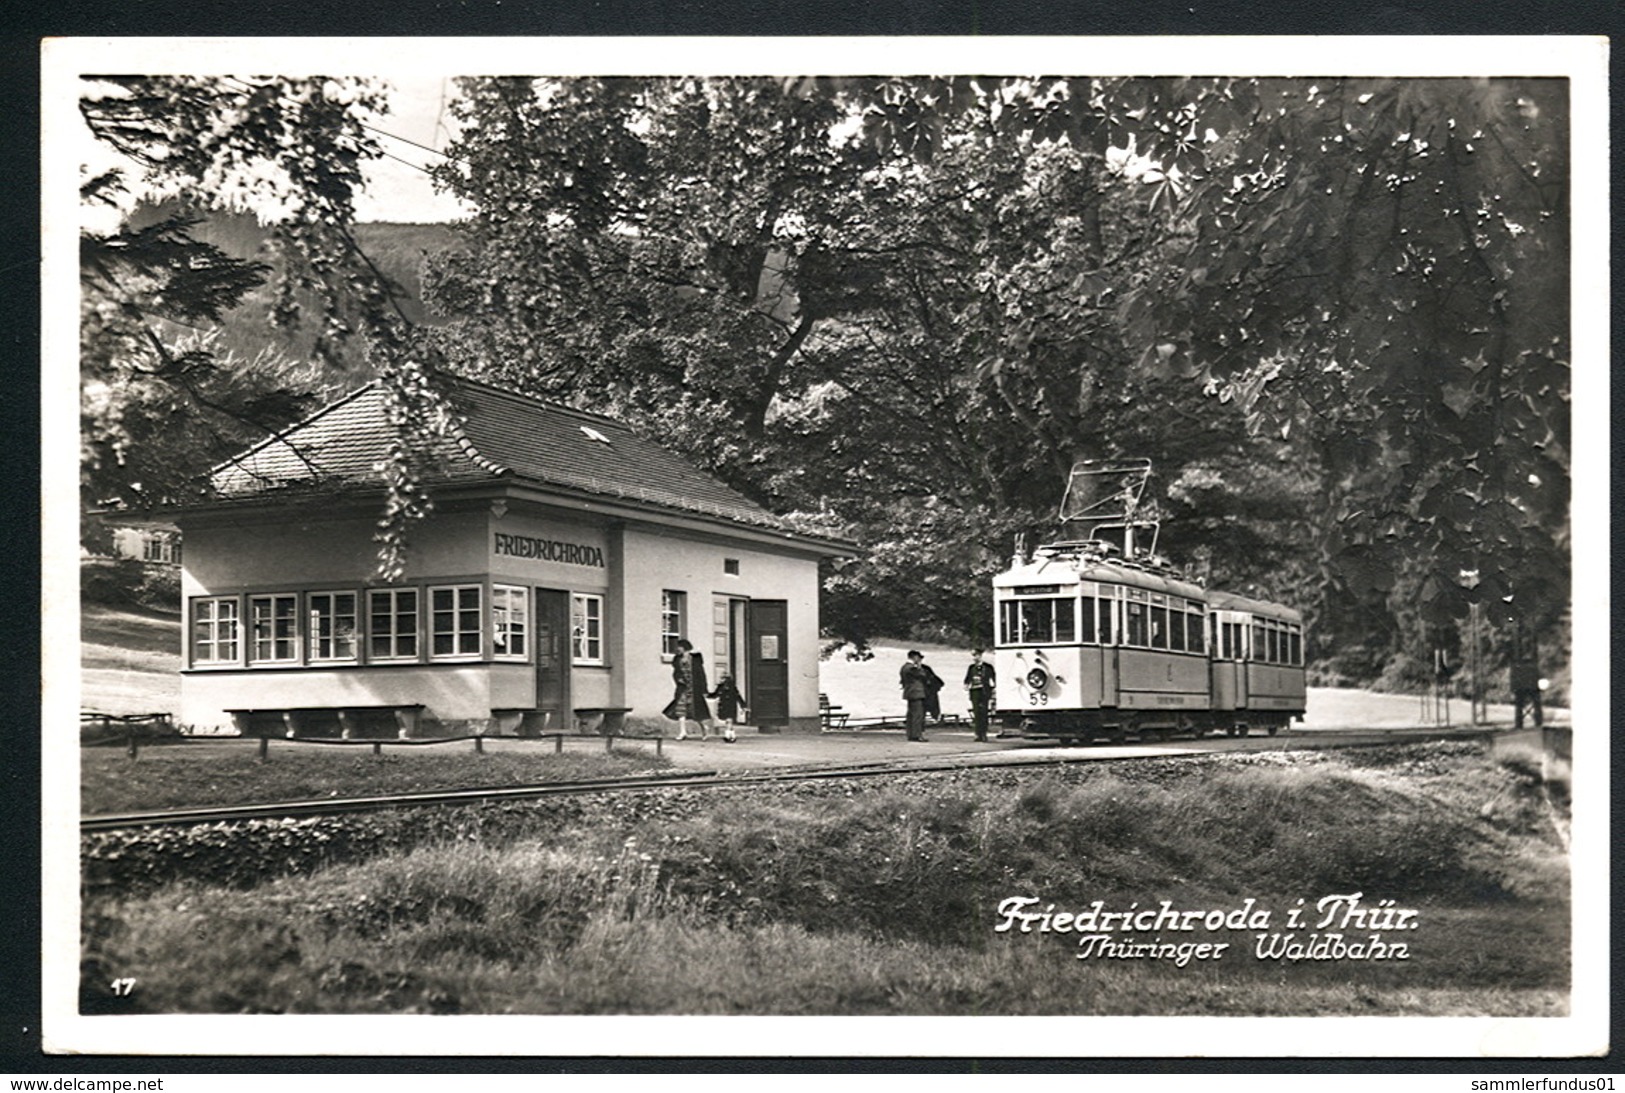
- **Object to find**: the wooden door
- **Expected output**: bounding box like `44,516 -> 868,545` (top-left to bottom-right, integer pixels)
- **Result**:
534,588 -> 571,732
746,599 -> 789,725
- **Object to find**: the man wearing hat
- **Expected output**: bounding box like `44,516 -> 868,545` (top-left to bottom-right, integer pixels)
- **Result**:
964,647 -> 996,742
900,649 -> 929,742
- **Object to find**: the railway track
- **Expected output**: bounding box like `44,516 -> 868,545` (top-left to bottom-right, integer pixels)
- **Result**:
81,725 -> 1496,833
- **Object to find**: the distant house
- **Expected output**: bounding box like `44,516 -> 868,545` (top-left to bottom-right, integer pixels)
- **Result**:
108,523 -> 182,566
165,377 -> 856,736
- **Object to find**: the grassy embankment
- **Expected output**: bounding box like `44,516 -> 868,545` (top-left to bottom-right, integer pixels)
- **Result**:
80,603 -> 182,716
82,739 -> 1570,1016
82,745 -> 671,814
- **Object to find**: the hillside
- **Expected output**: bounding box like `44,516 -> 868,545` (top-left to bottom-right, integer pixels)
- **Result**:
81,603 -> 181,716
123,202 -> 465,372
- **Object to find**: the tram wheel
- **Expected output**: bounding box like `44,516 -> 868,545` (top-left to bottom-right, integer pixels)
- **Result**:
1267,723 -> 1279,736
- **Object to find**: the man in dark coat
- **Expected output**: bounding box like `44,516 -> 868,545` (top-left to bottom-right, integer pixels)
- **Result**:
1510,625 -> 1544,730
900,649 -> 929,741
964,647 -> 996,742
921,656 -> 946,722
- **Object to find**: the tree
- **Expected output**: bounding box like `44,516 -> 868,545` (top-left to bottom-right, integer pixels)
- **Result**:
846,76 -> 1570,655
427,76 -> 1305,645
1153,79 -> 1570,633
78,76 -> 465,574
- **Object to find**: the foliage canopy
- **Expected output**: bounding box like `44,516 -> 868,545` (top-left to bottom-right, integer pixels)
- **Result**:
79,73 -> 1571,674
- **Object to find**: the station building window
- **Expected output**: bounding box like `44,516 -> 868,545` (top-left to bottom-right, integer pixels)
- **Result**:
191,597 -> 240,666
249,594 -> 299,664
492,584 -> 528,660
369,588 -> 419,661
661,590 -> 686,657
431,585 -> 483,659
308,591 -> 358,662
572,593 -> 604,664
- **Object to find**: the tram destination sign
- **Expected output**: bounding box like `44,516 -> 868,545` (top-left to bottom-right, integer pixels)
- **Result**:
493,531 -> 606,568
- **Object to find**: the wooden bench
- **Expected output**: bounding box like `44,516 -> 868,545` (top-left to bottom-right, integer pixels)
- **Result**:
225,705 -> 427,742
819,693 -> 849,732
81,711 -> 176,757
490,707 -> 558,737
573,706 -> 632,734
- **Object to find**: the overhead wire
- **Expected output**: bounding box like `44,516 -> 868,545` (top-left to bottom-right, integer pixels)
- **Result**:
214,74 -> 466,170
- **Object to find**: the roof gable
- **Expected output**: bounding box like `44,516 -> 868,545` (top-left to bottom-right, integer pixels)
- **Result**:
210,378 -> 803,536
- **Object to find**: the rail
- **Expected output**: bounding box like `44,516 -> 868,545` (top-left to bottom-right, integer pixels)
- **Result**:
81,724 -> 1503,832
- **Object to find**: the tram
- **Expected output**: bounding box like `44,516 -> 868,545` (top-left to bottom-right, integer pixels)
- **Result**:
993,460 -> 1306,742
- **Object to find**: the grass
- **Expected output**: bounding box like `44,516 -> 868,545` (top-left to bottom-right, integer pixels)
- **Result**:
80,603 -> 183,716
82,739 -> 1571,1015
81,744 -> 671,814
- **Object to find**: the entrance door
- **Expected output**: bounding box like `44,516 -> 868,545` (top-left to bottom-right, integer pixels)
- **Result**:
746,599 -> 789,725
534,588 -> 571,733
1099,598 -> 1119,706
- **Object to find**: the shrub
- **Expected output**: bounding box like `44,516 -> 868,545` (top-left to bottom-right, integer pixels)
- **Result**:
80,557 -> 148,607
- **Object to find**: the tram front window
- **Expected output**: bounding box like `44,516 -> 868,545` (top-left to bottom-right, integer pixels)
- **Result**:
999,598 -> 1076,644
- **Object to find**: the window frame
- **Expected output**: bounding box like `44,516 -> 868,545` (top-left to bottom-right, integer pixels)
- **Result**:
1124,600 -> 1150,648
661,589 -> 687,659
190,595 -> 241,667
368,587 -> 421,662
307,590 -> 360,663
491,583 -> 529,662
248,593 -> 300,665
429,583 -> 484,661
1077,594 -> 1098,644
998,596 -> 1078,645
572,592 -> 605,665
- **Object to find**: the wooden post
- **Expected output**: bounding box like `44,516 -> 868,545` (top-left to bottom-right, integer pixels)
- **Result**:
474,735 -> 484,754
257,735 -> 269,762
126,723 -> 138,760
372,742 -> 382,757
555,735 -> 563,754
655,737 -> 663,757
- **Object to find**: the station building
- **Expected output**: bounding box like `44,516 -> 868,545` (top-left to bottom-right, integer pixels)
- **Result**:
169,377 -> 855,737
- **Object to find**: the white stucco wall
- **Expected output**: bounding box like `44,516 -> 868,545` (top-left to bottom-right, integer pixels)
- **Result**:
620,527 -> 822,725
175,501 -> 828,732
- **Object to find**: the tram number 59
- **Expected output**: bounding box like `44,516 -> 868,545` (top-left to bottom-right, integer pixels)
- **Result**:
1027,691 -> 1049,705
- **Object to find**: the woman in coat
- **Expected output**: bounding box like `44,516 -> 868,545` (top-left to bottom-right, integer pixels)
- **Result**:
666,639 -> 715,740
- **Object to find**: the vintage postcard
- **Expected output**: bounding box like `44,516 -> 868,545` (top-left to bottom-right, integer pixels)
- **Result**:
40,35 -> 1608,1059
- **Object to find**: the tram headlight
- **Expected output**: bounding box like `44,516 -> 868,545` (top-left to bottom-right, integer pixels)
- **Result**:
1026,666 -> 1049,690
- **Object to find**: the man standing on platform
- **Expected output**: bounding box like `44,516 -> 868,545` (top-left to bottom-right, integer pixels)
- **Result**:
964,647 -> 996,742
1510,624 -> 1544,730
900,649 -> 929,741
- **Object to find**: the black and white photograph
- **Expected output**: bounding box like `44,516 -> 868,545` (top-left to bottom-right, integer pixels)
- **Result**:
39,35 -> 1607,1058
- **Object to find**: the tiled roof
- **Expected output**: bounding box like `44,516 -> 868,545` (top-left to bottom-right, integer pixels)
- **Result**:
210,378 -> 816,537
